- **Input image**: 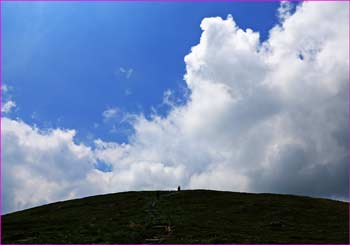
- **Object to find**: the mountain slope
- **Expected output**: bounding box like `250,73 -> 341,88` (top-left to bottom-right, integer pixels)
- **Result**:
2,190 -> 349,244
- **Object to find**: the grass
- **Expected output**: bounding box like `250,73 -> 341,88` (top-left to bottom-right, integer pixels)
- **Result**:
2,190 -> 349,243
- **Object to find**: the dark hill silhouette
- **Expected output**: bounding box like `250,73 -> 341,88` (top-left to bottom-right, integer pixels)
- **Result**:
2,190 -> 348,243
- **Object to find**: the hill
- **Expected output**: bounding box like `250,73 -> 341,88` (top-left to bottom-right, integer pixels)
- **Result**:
2,190 -> 348,243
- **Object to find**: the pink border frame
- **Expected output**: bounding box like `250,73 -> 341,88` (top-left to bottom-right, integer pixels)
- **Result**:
0,0 -> 349,244
0,0 -> 349,1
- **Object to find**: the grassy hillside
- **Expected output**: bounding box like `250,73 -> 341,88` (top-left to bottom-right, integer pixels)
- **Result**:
2,190 -> 348,244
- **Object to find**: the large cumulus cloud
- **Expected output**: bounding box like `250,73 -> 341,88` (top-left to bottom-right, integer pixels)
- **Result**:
2,1 -> 348,213
2,118 -> 96,213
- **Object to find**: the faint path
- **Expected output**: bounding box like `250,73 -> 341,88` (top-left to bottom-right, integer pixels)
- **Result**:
144,192 -> 175,244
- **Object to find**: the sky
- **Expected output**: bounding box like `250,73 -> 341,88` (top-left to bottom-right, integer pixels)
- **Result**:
3,2 -> 281,144
2,1 -> 349,214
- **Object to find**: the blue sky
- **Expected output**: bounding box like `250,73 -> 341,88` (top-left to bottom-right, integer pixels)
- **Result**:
3,2 -> 280,144
3,2 -> 348,214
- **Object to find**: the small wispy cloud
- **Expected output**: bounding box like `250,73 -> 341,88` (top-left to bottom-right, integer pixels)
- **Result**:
2,84 -> 9,94
119,67 -> 133,79
102,107 -> 120,122
277,1 -> 292,23
2,100 -> 16,113
109,124 -> 118,134
125,89 -> 132,96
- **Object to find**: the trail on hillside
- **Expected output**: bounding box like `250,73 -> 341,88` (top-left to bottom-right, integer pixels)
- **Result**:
144,192 -> 177,243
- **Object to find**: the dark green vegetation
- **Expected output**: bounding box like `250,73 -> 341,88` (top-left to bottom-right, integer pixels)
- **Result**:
2,190 -> 349,244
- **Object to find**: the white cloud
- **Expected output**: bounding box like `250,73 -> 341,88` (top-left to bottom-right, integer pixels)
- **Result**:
277,1 -> 293,22
119,67 -> 133,79
102,107 -> 119,121
125,89 -> 132,96
2,100 -> 16,113
2,2 -> 348,213
2,84 -> 9,94
2,118 -> 96,213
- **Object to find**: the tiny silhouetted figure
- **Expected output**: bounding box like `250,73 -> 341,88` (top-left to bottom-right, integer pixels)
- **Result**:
156,191 -> 160,200
177,185 -> 181,191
